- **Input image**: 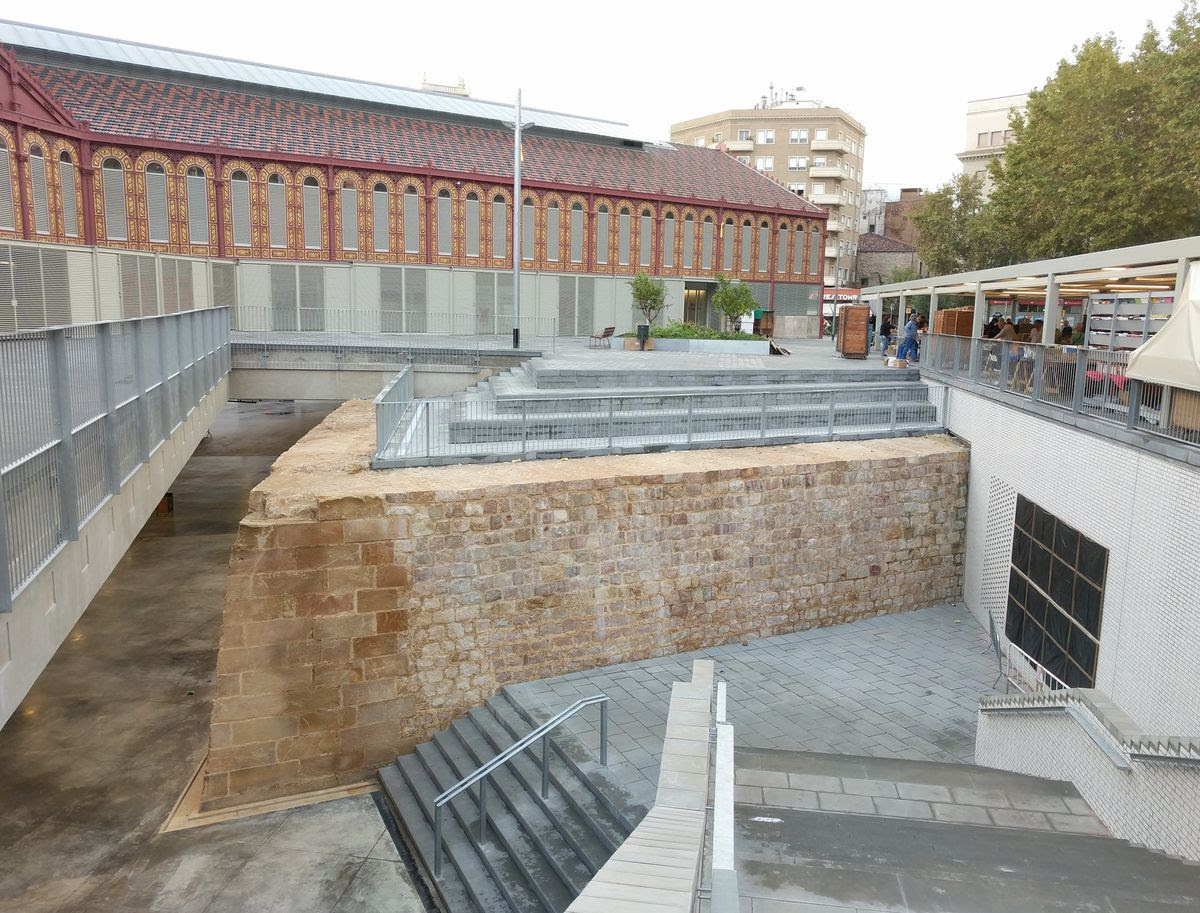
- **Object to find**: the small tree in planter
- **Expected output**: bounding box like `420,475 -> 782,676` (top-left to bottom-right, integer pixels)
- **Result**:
629,272 -> 667,350
712,273 -> 758,333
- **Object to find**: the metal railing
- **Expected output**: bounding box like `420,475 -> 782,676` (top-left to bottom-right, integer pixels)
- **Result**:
432,694 -> 609,878
923,333 -> 1200,449
231,304 -> 557,347
230,339 -> 482,371
0,308 -> 231,611
373,385 -> 945,467
374,365 -> 414,452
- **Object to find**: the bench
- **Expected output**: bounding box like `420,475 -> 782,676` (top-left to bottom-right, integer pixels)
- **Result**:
589,326 -> 616,349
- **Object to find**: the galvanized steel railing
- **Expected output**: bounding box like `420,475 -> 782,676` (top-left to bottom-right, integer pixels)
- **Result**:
922,333 -> 1200,449
0,308 -> 231,611
432,694 -> 609,878
372,384 -> 945,468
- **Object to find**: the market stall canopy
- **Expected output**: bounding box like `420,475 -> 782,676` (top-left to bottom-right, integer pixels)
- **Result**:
1127,265 -> 1200,393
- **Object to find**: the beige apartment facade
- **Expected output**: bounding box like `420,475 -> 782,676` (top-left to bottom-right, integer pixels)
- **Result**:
671,98 -> 866,289
956,93 -> 1028,197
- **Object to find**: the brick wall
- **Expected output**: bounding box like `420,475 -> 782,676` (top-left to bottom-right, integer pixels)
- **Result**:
202,401 -> 968,809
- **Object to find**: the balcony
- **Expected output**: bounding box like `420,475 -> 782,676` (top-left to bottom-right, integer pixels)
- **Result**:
808,165 -> 843,179
825,243 -> 841,258
823,273 -> 838,286
725,140 -> 754,152
811,138 -> 851,153
809,193 -> 842,206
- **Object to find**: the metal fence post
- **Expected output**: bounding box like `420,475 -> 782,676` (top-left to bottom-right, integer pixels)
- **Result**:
1000,342 -> 1012,392
424,402 -> 432,457
972,339 -> 983,384
0,473 -> 12,613
478,778 -> 488,842
827,390 -> 837,436
1072,350 -> 1088,414
1126,379 -> 1142,430
687,397 -> 694,445
47,328 -> 80,541
158,317 -> 174,437
521,400 -> 529,455
607,398 -> 614,449
760,392 -> 768,441
433,805 -> 444,877
130,318 -> 152,462
600,702 -> 609,766
96,323 -> 121,495
889,387 -> 898,431
1031,346 -> 1045,403
541,734 -> 551,798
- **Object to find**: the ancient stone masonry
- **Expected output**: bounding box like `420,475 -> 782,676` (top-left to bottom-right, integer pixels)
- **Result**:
202,400 -> 968,809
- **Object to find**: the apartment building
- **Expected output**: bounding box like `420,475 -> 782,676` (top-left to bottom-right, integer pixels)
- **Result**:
956,93 -> 1028,197
670,90 -> 866,288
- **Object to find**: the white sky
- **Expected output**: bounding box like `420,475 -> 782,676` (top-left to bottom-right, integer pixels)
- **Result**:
10,0 -> 1188,193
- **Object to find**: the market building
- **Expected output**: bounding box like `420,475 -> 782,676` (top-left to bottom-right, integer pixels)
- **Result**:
0,21 -> 830,339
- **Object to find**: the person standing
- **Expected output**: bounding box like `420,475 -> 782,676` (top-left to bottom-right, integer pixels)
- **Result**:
897,312 -> 918,361
879,315 -> 895,358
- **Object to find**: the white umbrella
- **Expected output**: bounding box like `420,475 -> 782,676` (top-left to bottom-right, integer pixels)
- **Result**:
1127,264 -> 1200,393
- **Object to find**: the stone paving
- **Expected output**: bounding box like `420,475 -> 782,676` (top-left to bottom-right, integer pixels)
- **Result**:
511,603 -> 1000,813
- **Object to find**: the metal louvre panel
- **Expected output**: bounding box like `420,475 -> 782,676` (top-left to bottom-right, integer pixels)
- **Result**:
161,258 -> 178,314
341,186 -> 358,251
723,225 -> 734,270
302,183 -> 321,250
269,264 -> 297,330
594,210 -> 609,265
474,271 -> 495,328
177,260 -> 195,311
60,160 -> 79,237
702,220 -> 713,269
618,211 -> 630,265
492,198 -> 506,258
40,248 -> 70,326
794,229 -> 805,276
809,229 -> 821,275
521,202 -> 535,261
577,276 -> 594,335
570,206 -> 583,264
0,148 -> 14,229
119,254 -> 140,318
101,165 -> 127,241
682,217 -> 694,269
373,189 -> 388,252
778,228 -> 789,274
741,224 -> 751,271
146,169 -> 169,242
187,173 -> 209,245
557,275 -> 574,335
496,271 -> 513,317
298,265 -> 324,330
212,261 -> 237,309
759,226 -> 769,273
437,193 -> 452,256
268,181 -> 287,249
379,266 -> 403,332
139,255 -> 159,314
231,177 -> 251,246
96,251 -> 122,320
465,195 -> 479,258
403,190 -> 419,253
639,213 -> 652,267
30,151 -> 50,235
11,244 -> 45,329
662,215 -> 675,268
405,268 -> 427,329
67,248 -> 95,322
545,205 -> 559,262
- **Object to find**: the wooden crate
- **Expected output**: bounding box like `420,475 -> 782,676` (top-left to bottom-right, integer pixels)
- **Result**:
836,306 -> 870,358
934,307 -> 975,337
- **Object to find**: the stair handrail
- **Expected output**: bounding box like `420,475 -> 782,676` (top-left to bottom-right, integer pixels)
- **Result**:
431,693 -> 609,878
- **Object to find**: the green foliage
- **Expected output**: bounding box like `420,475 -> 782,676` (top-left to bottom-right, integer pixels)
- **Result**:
915,1 -> 1200,267
650,321 -> 761,340
628,272 -> 668,326
910,173 -> 1009,275
710,273 -> 758,331
889,266 -> 921,283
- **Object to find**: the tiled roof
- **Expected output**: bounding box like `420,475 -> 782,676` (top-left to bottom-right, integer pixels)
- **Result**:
858,232 -> 916,253
19,61 -> 825,216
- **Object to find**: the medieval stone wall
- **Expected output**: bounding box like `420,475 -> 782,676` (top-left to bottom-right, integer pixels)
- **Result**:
202,401 -> 968,808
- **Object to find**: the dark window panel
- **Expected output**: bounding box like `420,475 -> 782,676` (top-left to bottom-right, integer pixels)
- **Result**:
1034,505 -> 1056,547
1015,495 -> 1035,532
1079,538 -> 1108,587
1042,639 -> 1067,682
1046,605 -> 1071,649
1050,557 -> 1075,611
1068,628 -> 1097,676
1026,588 -> 1048,628
1008,573 -> 1027,607
1012,530 -> 1032,574
1054,521 -> 1080,564
1005,598 -> 1025,643
1030,542 -> 1052,591
1020,620 -> 1043,659
1073,578 -> 1102,636
1065,662 -> 1091,688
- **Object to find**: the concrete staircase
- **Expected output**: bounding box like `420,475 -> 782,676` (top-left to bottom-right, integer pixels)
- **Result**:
378,689 -> 649,913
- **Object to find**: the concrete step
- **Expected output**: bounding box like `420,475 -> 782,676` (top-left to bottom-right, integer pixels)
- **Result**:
488,381 -> 929,411
378,690 -> 639,913
447,400 -> 939,444
531,365 -> 920,389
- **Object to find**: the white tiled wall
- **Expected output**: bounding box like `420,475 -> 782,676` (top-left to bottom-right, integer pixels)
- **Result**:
940,384 -> 1200,734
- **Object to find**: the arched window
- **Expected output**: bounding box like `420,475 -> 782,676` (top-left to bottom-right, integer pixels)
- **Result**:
595,205 -> 610,266
465,191 -> 480,258
59,152 -> 78,238
569,202 -> 584,264
302,176 -> 321,250
101,158 -> 127,241
545,200 -> 560,262
341,181 -> 358,252
0,138 -> 14,231
722,218 -> 734,270
521,197 -> 535,262
267,173 -> 287,249
639,209 -> 653,267
682,214 -> 694,270
618,207 -> 631,266
372,182 -> 389,253
231,171 -> 251,247
702,216 -> 714,269
29,145 -> 49,235
778,223 -> 790,275
436,188 -> 452,256
793,226 -> 805,276
662,212 -> 675,269
808,225 -> 822,276
759,220 -> 770,273
402,186 -> 420,254
492,194 -> 507,258
145,162 -> 169,243
741,219 -> 753,272
186,166 -> 208,246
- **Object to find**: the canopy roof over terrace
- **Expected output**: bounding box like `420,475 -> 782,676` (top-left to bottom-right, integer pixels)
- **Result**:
1127,268 -> 1200,393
